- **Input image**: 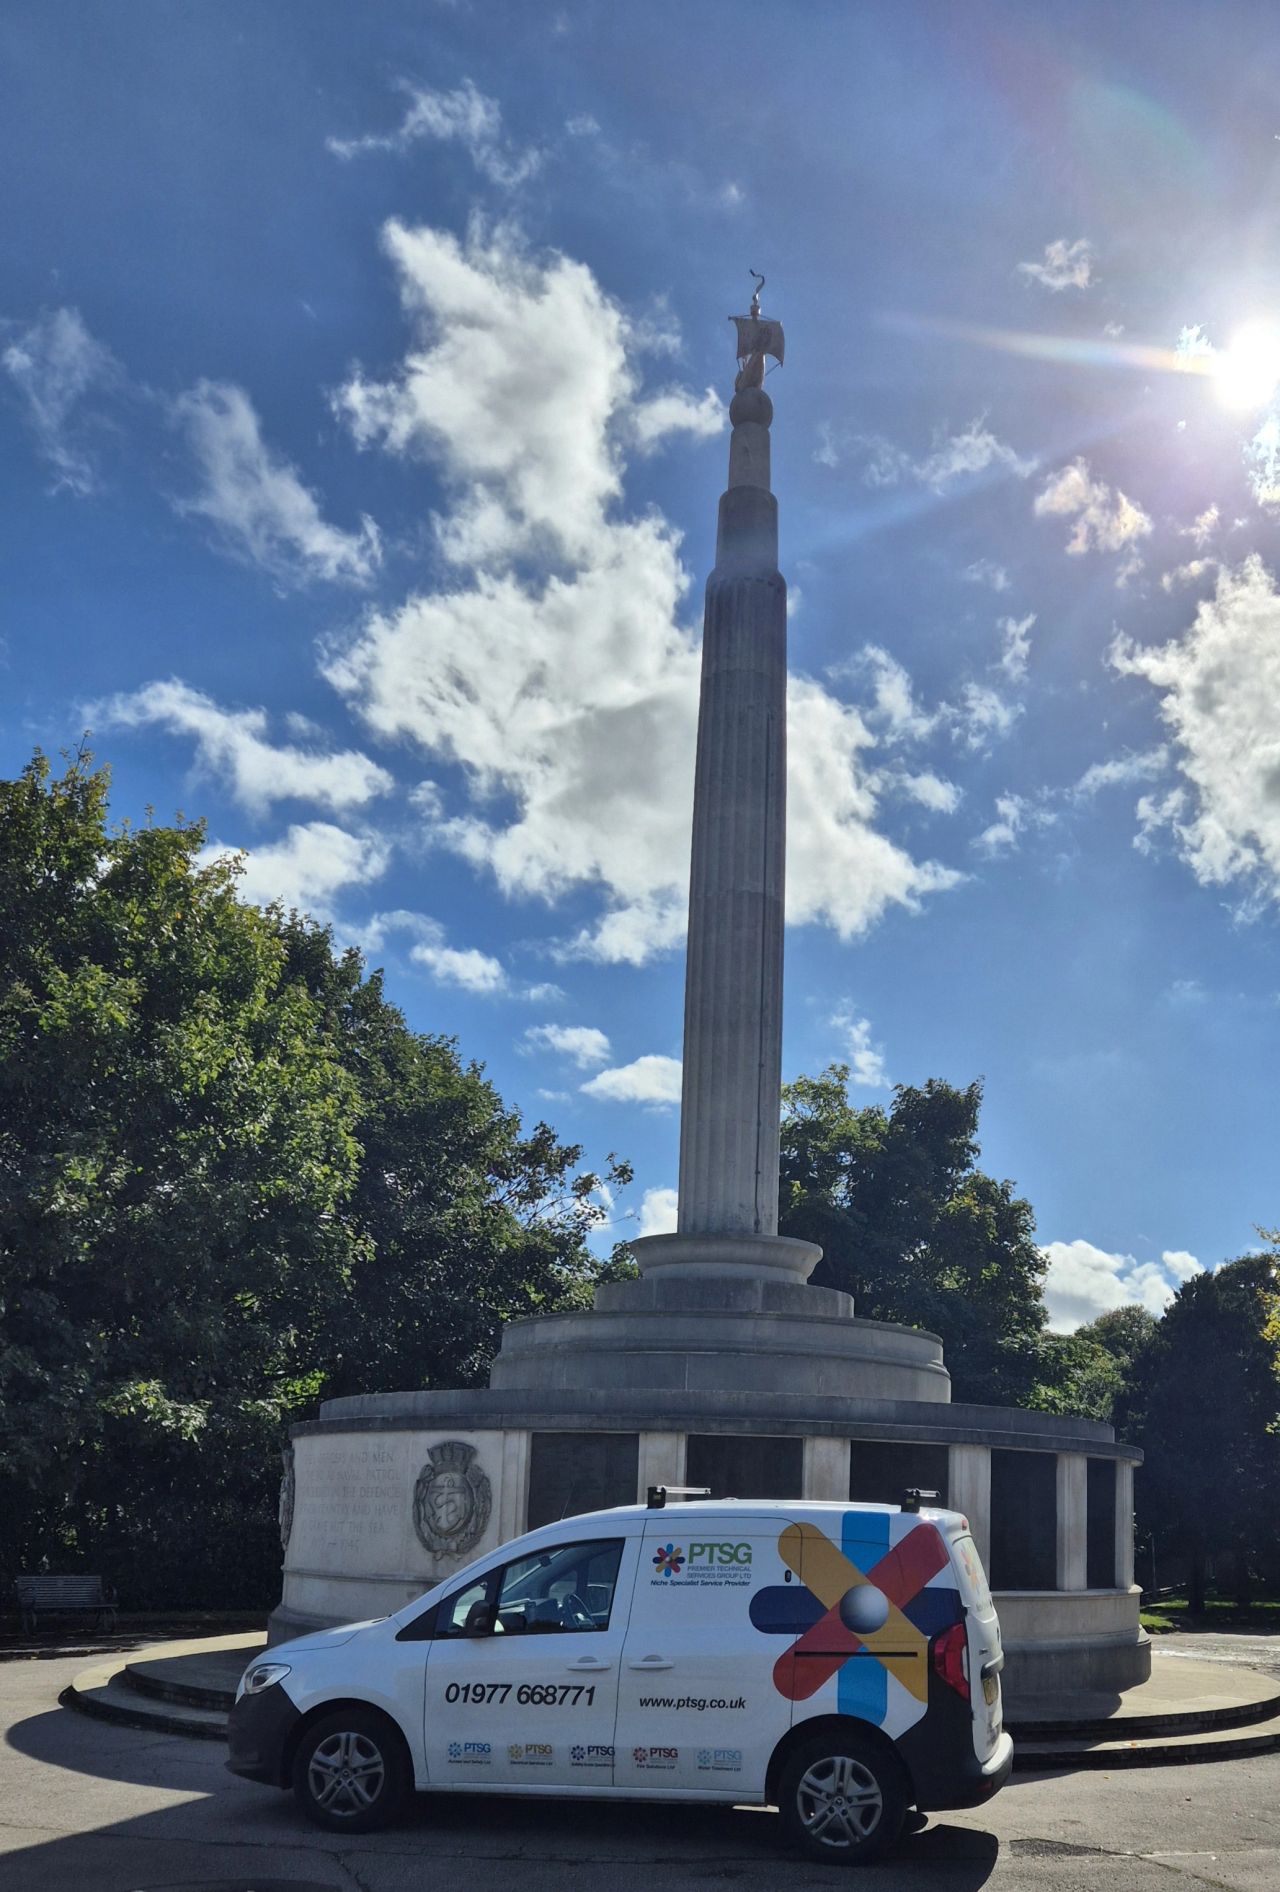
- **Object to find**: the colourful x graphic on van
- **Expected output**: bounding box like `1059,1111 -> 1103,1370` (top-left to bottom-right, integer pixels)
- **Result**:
749,1516 -> 958,1725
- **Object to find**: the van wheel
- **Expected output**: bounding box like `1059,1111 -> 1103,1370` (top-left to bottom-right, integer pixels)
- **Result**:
778,1732 -> 906,1865
291,1707 -> 408,1833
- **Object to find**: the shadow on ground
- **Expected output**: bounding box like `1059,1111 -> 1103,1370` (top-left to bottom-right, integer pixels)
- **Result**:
3,1701 -> 1001,1891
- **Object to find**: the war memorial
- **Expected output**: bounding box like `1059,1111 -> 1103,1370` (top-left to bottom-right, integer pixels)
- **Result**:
271,285 -> 1148,1712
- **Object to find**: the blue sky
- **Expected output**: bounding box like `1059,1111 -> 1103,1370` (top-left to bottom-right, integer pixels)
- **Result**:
4,0 -> 1280,1331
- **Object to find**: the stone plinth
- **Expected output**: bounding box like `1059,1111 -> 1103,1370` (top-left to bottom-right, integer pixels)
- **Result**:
489,1274 -> 949,1403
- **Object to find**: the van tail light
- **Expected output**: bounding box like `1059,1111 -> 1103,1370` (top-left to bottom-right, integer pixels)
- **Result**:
932,1622 -> 970,1701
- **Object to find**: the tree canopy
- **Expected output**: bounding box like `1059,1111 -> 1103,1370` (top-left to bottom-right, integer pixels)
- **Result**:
0,749 -> 623,1606
1119,1244 -> 1280,1607
778,1066 -> 1050,1403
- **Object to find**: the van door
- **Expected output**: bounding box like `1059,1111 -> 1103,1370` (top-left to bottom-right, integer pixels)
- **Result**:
613,1518 -> 799,1798
774,1512 -> 951,1743
423,1534 -> 637,1789
950,1530 -> 1004,1763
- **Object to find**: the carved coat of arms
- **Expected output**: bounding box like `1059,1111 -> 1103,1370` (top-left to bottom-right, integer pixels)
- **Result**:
413,1440 -> 492,1555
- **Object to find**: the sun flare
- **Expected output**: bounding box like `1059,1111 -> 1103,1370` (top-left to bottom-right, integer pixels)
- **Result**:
1213,322 -> 1280,411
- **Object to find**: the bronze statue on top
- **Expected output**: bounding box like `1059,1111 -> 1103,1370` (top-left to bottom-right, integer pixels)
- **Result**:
731,269 -> 785,391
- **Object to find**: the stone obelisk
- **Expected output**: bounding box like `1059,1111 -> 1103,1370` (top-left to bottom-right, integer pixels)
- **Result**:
632,277 -> 820,1288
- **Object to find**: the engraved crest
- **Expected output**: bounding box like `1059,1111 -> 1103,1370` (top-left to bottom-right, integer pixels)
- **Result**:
413,1439 -> 492,1555
278,1444 -> 295,1551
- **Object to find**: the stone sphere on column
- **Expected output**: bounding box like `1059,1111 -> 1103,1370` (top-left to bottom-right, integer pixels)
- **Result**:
729,386 -> 773,428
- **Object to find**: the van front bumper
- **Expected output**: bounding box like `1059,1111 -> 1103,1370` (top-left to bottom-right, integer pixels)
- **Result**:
912,1730 -> 1013,1812
226,1684 -> 302,1787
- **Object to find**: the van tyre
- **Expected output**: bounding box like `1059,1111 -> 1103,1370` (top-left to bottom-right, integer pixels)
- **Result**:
292,1707 -> 409,1832
778,1731 -> 906,1865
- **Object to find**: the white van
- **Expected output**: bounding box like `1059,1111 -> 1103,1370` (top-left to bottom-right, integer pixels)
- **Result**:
229,1497 -> 1011,1864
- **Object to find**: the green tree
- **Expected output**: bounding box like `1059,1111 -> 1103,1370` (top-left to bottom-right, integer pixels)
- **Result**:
0,750 -> 621,1607
778,1067 -> 1050,1403
1121,1249 -> 1280,1610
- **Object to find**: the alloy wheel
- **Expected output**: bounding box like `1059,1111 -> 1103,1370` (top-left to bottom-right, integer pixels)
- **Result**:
306,1730 -> 387,1817
795,1753 -> 884,1849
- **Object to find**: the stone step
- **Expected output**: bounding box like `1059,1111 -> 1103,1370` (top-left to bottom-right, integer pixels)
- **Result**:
1007,1654 -> 1280,1742
62,1659 -> 228,1742
123,1652 -> 246,1712
1014,1710 -> 1280,1770
1010,1687 -> 1280,1741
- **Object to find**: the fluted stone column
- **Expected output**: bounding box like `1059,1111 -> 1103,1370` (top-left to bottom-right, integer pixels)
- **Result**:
631,329 -> 820,1287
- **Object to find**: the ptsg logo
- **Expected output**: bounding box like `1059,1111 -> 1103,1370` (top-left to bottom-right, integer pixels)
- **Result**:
448,1740 -> 491,1762
689,1541 -> 753,1566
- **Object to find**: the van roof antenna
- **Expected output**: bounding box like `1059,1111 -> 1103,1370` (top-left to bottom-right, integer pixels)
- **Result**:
647,1485 -> 712,1510
902,1488 -> 940,1514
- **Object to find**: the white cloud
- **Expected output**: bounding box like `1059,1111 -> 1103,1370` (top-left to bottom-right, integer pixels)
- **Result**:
412,939 -> 506,992
973,794 -> 1028,858
863,419 -> 1035,492
1174,323 -> 1215,368
203,821 -> 389,918
638,1186 -> 679,1236
1246,414 -> 1280,506
786,675 -> 963,936
963,559 -> 1011,592
522,1023 -> 611,1068
1034,459 -> 1152,565
171,381 -> 381,585
580,1053 -> 683,1105
998,612 -> 1035,683
523,981 -> 566,1004
1182,504 -> 1219,549
957,682 -> 1021,751
1110,558 -> 1280,902
842,646 -> 940,745
565,113 -> 601,138
1041,1238 -> 1198,1331
1161,558 -> 1215,592
91,678 -> 392,814
326,218 -> 956,964
2,306 -> 118,494
831,1000 -> 888,1088
355,907 -> 507,992
629,385 -> 723,453
1071,747 -> 1169,799
1017,238 -> 1094,293
897,770 -> 961,814
327,78 -> 541,187
813,422 -> 840,468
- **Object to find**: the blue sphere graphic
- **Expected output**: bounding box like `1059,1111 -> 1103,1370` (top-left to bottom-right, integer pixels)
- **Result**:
838,1583 -> 890,1635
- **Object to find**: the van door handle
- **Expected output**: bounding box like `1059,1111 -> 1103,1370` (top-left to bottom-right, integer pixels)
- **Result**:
566,1657 -> 611,1671
627,1655 -> 673,1670
981,1653 -> 1004,1679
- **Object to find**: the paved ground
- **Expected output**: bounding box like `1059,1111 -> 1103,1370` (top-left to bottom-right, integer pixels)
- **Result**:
4,1647 -> 1280,1892
1154,1629 -> 1280,1681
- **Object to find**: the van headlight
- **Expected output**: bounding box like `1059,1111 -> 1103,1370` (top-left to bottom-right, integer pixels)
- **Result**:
237,1662 -> 292,1702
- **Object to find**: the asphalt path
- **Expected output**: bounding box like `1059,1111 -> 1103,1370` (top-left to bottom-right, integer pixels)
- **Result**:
3,1649 -> 1280,1892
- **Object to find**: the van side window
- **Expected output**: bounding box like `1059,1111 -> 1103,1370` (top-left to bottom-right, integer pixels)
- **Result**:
425,1537 -> 621,1639
435,1572 -> 498,1639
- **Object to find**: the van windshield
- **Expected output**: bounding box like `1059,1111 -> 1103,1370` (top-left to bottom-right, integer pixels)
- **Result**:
951,1533 -> 994,1616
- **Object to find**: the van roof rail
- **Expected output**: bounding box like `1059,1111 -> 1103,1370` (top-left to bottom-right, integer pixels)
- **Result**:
902,1488 -> 940,1513
646,1485 -> 713,1510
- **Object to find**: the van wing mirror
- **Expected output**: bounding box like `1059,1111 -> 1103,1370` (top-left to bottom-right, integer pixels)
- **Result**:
461,1600 -> 497,1637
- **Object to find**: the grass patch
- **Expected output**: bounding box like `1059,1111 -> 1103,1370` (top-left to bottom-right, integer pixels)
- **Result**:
1141,1590 -> 1280,1631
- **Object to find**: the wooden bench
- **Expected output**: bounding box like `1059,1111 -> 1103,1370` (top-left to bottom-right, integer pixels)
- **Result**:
14,1574 -> 118,1635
